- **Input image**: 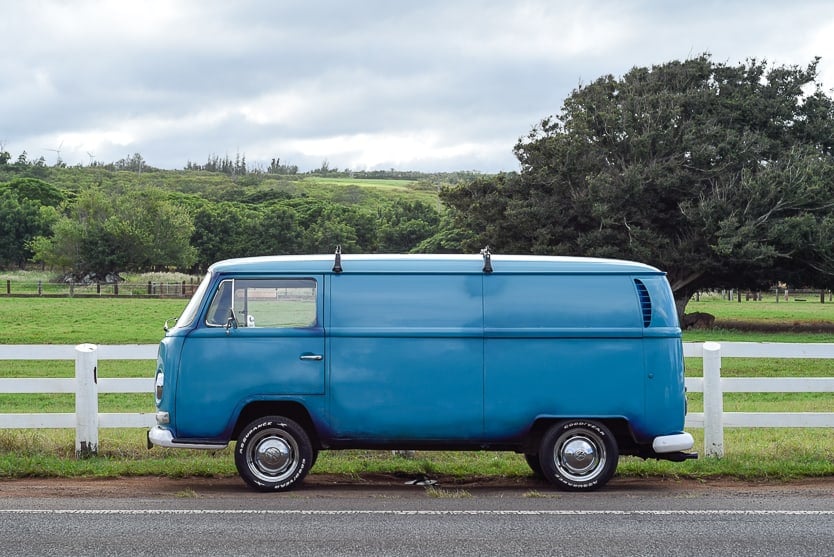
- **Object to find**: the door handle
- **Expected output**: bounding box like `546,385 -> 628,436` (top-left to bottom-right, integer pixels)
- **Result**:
299,354 -> 323,361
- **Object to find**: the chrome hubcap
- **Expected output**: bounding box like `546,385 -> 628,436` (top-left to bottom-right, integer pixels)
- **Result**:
247,430 -> 299,482
255,437 -> 292,475
560,437 -> 599,475
553,429 -> 606,482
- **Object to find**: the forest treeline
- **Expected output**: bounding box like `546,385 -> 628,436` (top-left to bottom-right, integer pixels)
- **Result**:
0,159 -> 477,276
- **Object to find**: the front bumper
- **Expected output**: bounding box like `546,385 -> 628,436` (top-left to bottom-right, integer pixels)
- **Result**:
147,426 -> 229,450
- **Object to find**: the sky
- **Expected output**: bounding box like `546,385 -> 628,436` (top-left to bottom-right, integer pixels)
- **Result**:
1,1 -> 833,173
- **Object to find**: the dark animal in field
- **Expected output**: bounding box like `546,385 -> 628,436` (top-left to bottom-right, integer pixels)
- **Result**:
682,312 -> 715,330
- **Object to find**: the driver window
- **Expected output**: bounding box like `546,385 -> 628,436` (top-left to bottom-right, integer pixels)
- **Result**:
206,278 -> 317,328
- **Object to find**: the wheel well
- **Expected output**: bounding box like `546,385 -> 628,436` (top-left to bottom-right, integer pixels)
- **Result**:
232,401 -> 320,448
524,417 -> 635,454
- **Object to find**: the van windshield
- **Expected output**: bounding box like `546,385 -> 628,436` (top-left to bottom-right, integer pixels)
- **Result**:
172,272 -> 213,329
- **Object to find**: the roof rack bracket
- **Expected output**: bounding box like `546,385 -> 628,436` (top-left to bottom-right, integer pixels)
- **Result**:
333,246 -> 343,273
481,246 -> 493,273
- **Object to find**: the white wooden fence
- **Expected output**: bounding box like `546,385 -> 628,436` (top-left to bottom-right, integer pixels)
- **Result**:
682,341 -> 834,458
1,342 -> 833,458
0,344 -> 157,457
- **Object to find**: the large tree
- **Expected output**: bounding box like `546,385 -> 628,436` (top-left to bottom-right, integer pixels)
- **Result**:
440,55 -> 834,318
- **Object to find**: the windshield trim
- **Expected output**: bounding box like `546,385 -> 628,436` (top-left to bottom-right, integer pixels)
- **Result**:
173,272 -> 213,329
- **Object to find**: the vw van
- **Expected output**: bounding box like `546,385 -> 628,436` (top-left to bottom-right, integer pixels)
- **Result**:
148,251 -> 695,491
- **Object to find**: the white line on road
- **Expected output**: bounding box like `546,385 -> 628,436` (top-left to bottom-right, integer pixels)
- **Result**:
2,509 -> 833,516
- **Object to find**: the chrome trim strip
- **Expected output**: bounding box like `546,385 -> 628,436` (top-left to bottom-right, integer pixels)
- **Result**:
147,426 -> 228,450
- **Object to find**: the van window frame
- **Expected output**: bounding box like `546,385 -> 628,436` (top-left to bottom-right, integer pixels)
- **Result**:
204,277 -> 319,329
172,272 -> 213,329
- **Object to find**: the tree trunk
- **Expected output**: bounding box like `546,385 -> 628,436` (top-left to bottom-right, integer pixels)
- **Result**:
673,286 -> 697,326
667,271 -> 704,326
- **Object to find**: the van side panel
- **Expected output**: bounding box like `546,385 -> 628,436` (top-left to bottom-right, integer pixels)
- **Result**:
637,275 -> 686,438
639,275 -> 679,330
327,273 -> 484,440
485,274 -> 644,330
483,274 -> 645,439
640,337 -> 686,439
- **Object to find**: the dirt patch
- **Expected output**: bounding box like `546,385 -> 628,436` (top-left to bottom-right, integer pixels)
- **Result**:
714,319 -> 834,334
1,474 -> 832,499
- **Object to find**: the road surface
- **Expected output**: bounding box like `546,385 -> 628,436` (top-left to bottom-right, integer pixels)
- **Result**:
1,475 -> 832,556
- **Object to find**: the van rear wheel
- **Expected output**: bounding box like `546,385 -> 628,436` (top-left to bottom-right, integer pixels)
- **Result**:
538,420 -> 618,491
235,416 -> 313,492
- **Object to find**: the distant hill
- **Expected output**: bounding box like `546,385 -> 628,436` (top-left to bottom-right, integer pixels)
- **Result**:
1,163 -> 490,209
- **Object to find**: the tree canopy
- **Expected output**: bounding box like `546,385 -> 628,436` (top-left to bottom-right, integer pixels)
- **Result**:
439,54 -> 834,317
0,178 -> 62,267
31,186 -> 197,276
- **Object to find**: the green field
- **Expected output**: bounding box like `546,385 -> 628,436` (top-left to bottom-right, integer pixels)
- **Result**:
0,297 -> 187,344
0,293 -> 833,482
688,291 -> 834,323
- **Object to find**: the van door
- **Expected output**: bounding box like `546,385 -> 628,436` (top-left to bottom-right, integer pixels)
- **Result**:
328,273 -> 484,441
175,276 -> 324,439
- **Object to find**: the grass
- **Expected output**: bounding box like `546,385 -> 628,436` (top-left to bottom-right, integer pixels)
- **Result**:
522,490 -> 548,498
425,486 -> 472,498
0,431 -> 831,482
687,291 -> 834,321
0,297 -> 187,344
0,292 -> 833,484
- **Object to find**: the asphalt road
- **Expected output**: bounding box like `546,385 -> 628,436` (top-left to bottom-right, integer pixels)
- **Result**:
1,476 -> 832,557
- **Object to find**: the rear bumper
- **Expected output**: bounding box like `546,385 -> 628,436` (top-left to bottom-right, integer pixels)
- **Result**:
652,432 -> 694,453
147,426 -> 228,450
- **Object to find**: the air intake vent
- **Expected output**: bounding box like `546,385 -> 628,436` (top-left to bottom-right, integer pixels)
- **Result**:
634,279 -> 652,327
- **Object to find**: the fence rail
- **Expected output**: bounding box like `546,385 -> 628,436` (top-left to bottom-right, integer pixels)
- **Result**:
3,280 -> 197,298
1,342 -> 833,458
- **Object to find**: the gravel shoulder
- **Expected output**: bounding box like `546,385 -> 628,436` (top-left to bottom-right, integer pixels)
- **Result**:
1,474 -> 832,499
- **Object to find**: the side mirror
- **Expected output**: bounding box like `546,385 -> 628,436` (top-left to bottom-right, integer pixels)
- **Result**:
225,310 -> 238,334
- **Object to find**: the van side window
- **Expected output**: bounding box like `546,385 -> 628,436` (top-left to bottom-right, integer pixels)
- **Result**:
206,280 -> 234,326
206,278 -> 317,328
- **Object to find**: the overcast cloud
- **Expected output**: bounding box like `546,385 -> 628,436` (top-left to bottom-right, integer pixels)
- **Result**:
1,0 -> 833,172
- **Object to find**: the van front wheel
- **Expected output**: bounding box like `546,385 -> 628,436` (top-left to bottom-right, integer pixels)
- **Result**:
524,453 -> 543,477
235,416 -> 313,492
538,420 -> 618,491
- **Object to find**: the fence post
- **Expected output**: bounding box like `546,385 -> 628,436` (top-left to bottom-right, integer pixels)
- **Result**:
702,341 -> 724,458
75,343 -> 99,458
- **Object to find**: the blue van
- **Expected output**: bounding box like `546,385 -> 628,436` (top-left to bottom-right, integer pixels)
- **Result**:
148,252 -> 695,491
